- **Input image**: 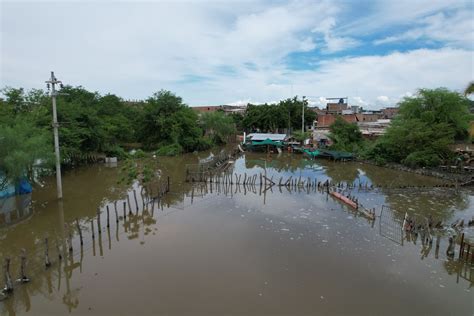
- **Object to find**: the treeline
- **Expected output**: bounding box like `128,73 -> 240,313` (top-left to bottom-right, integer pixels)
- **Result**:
240,96 -> 316,133
328,88 -> 472,167
0,86 -> 238,186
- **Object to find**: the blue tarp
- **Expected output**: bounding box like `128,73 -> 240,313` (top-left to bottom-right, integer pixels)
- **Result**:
0,177 -> 32,198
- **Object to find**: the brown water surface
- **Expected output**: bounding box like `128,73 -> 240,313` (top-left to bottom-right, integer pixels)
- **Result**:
1,152 -> 473,315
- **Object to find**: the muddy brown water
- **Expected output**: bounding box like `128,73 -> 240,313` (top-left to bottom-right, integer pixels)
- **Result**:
1,151 -> 473,315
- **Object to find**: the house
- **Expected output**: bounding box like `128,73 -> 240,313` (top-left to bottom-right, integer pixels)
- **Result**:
192,105 -> 222,113
381,107 -> 399,119
192,105 -> 247,115
315,113 -> 358,128
245,133 -> 287,143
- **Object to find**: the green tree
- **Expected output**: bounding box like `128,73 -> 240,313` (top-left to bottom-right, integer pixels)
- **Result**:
292,131 -> 311,144
0,120 -> 53,189
242,97 -> 315,133
200,111 -> 236,144
139,90 -> 205,153
369,88 -> 471,167
328,116 -> 363,152
464,81 -> 474,96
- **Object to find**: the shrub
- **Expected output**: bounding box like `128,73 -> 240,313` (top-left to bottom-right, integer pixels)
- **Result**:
156,143 -> 183,156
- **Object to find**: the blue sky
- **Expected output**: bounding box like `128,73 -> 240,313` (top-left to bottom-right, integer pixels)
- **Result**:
1,0 -> 473,109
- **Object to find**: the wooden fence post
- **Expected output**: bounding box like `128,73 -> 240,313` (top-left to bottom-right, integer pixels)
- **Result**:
97,209 -> 102,234
18,249 -> 30,283
75,218 -> 83,245
106,205 -> 110,228
3,258 -> 13,292
44,237 -> 51,267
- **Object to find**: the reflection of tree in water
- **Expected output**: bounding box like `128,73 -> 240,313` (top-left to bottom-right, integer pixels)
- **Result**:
0,248 -> 82,315
382,188 -> 470,223
244,153 -> 308,173
123,210 -> 157,241
323,162 -> 360,184
361,164 -> 444,187
442,259 -> 473,288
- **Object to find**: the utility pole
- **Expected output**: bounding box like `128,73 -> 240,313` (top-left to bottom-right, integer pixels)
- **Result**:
46,71 -> 64,199
301,96 -> 306,134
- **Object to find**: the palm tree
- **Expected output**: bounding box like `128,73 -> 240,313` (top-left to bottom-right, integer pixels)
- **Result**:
464,81 -> 474,96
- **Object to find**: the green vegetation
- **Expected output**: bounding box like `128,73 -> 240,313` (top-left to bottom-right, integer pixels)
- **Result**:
0,86 -> 237,187
464,81 -> 474,96
366,88 -> 471,167
325,88 -> 471,167
200,111 -> 236,144
328,117 -> 363,152
139,90 -> 210,153
0,120 -> 53,189
242,97 -> 315,133
292,131 -> 312,144
1,84 -> 471,189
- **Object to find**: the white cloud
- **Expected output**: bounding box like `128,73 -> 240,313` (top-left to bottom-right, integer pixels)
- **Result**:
374,10 -> 474,48
226,48 -> 473,110
0,1 -> 472,111
351,97 -> 369,107
311,17 -> 359,53
376,96 -> 390,104
339,0 -> 469,36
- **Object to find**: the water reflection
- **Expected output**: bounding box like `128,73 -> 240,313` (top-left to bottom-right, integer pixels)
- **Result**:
1,152 -> 473,315
0,194 -> 33,228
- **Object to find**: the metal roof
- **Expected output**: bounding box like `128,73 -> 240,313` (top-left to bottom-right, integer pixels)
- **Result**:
247,133 -> 287,141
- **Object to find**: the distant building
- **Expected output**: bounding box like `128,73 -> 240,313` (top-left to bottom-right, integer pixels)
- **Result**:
381,107 -> 399,119
192,105 -> 222,113
356,113 -> 380,122
192,105 -> 247,115
358,119 -> 391,139
325,97 -> 348,114
316,113 -> 358,128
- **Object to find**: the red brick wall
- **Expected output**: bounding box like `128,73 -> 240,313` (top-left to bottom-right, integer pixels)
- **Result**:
317,114 -> 357,128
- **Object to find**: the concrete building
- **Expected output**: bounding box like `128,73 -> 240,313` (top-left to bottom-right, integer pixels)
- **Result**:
192,105 -> 247,115
381,107 -> 399,119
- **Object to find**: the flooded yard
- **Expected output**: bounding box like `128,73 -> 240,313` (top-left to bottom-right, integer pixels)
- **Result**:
1,151 -> 473,315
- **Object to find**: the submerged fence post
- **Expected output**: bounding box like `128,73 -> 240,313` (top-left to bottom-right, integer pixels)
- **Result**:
3,258 -> 13,292
459,233 -> 465,260
123,201 -> 127,219
91,220 -> 95,240
446,236 -> 455,257
167,176 -> 170,193
106,205 -> 110,228
18,249 -> 30,283
127,195 -> 132,215
76,218 -> 83,245
97,209 -> 102,234
67,226 -> 73,253
133,190 -> 139,212
44,237 -> 51,267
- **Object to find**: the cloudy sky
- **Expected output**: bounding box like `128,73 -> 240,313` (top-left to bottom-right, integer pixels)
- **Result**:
1,0 -> 473,108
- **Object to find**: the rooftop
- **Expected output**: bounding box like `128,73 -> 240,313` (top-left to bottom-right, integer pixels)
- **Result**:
247,133 -> 287,141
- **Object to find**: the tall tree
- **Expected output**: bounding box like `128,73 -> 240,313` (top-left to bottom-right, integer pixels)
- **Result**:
369,88 -> 471,167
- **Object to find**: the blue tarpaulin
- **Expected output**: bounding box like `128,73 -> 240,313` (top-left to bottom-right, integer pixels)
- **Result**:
0,176 -> 32,198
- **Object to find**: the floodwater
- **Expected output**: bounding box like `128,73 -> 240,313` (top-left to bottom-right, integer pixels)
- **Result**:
1,151 -> 473,316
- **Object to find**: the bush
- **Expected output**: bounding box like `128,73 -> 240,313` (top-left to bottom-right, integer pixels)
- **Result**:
131,149 -> 147,158
103,145 -> 128,160
402,151 -> 441,168
156,143 -> 183,156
